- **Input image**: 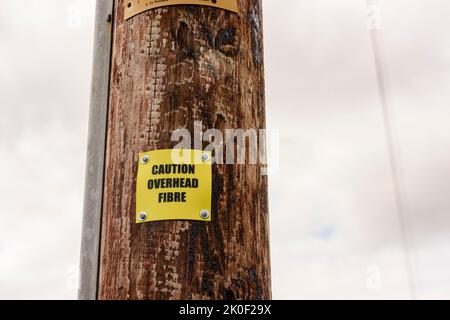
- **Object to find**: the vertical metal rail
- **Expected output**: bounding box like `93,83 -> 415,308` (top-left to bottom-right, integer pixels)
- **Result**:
78,0 -> 114,300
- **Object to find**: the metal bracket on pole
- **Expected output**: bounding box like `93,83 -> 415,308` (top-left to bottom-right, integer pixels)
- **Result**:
78,0 -> 114,300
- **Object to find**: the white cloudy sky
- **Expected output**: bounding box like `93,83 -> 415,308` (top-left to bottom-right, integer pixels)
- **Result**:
1,0 -> 450,300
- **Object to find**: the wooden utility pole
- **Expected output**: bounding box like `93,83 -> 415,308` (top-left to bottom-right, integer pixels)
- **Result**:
80,0 -> 271,300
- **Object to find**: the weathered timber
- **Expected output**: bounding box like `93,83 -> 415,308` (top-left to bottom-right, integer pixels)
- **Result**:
98,0 -> 271,300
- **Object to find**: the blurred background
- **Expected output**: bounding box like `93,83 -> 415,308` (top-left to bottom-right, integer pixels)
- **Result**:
1,0 -> 450,299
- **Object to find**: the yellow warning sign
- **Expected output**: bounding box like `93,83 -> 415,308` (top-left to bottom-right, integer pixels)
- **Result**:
124,0 -> 238,20
136,149 -> 212,223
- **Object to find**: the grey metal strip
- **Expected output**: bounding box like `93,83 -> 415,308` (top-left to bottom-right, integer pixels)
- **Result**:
78,0 -> 114,300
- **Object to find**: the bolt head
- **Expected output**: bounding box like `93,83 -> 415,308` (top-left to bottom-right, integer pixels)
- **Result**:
138,212 -> 148,221
141,155 -> 150,164
200,210 -> 210,220
201,153 -> 210,162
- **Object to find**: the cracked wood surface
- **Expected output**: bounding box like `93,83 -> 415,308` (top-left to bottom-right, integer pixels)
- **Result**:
99,0 -> 271,300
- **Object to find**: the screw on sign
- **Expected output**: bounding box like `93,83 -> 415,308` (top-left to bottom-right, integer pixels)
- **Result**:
200,209 -> 210,220
138,211 -> 148,222
141,155 -> 150,164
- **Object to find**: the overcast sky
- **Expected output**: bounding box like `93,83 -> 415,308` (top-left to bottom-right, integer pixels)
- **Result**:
1,0 -> 450,299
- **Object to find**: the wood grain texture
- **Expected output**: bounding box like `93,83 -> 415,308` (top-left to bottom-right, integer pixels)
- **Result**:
99,0 -> 271,300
